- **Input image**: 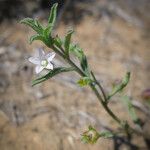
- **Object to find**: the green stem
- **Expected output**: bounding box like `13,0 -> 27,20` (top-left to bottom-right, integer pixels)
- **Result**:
51,44 -> 142,136
90,83 -> 122,125
53,45 -> 122,125
91,71 -> 107,103
52,45 -> 85,76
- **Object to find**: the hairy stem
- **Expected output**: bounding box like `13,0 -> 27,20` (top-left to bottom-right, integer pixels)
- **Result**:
52,45 -> 122,125
91,71 -> 107,103
90,83 -> 122,125
51,44 -> 142,136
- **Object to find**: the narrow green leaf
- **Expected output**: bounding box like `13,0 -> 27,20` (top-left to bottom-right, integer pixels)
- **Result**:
32,67 -> 74,86
68,43 -> 89,74
107,72 -> 130,100
77,77 -> 92,87
20,18 -> 43,34
34,19 -> 44,32
29,34 -> 45,44
64,30 -> 74,56
44,24 -> 53,39
54,36 -> 63,49
80,55 -> 88,71
121,96 -> 141,126
48,3 -> 58,25
70,44 -> 84,60
42,24 -> 54,47
99,131 -> 114,138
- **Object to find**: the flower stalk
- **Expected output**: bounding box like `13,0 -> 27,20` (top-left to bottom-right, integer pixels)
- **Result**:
52,44 -> 122,126
21,2 -> 144,144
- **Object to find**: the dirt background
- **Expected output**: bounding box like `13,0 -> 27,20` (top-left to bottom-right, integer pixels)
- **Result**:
0,0 -> 150,150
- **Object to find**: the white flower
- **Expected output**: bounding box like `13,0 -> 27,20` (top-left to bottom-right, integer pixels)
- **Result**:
28,49 -> 56,74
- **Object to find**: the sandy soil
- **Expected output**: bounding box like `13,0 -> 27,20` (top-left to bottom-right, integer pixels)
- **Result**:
0,2 -> 150,150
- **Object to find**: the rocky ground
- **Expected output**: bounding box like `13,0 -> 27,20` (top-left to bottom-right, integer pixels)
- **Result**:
0,0 -> 150,150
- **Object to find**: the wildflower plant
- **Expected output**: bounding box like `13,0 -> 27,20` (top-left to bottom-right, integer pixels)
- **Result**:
21,3 -> 143,144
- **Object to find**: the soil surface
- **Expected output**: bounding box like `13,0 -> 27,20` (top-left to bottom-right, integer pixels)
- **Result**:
0,0 -> 150,150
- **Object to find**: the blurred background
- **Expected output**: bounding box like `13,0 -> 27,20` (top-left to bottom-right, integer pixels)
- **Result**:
0,0 -> 150,150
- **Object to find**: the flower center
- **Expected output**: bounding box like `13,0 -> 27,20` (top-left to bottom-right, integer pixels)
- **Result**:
41,59 -> 48,67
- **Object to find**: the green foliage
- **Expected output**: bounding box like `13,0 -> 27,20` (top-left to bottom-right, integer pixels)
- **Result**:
121,96 -> 141,126
32,67 -> 74,86
77,77 -> 92,87
54,32 -> 89,74
80,55 -> 89,75
43,24 -> 53,39
20,3 -> 58,47
20,17 -> 53,46
81,126 -> 100,144
64,30 -> 74,56
54,36 -> 63,49
22,3 -> 141,145
70,45 -> 89,75
81,126 -> 113,144
99,131 -> 114,138
68,43 -> 89,74
107,72 -> 130,100
29,34 -> 45,44
20,3 -> 90,75
48,3 -> 58,25
20,18 -> 44,34
70,44 -> 84,60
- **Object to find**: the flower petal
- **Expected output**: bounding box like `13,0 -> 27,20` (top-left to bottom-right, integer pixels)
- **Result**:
28,57 -> 40,65
46,63 -> 53,70
35,65 -> 44,74
46,52 -> 56,62
38,49 -> 45,59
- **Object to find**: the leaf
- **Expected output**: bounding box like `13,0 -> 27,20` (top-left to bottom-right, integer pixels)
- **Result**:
32,67 -> 74,86
34,19 -> 44,32
48,3 -> 58,25
20,18 -> 43,34
42,24 -> 54,47
54,36 -> 63,49
43,24 -> 53,39
81,135 -> 91,144
77,77 -> 92,87
70,44 -> 84,60
107,72 -> 130,100
68,44 -> 89,74
64,30 -> 74,56
69,44 -> 88,73
121,96 -> 141,126
99,131 -> 114,138
29,34 -> 45,44
80,55 -> 89,75
29,34 -> 52,47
